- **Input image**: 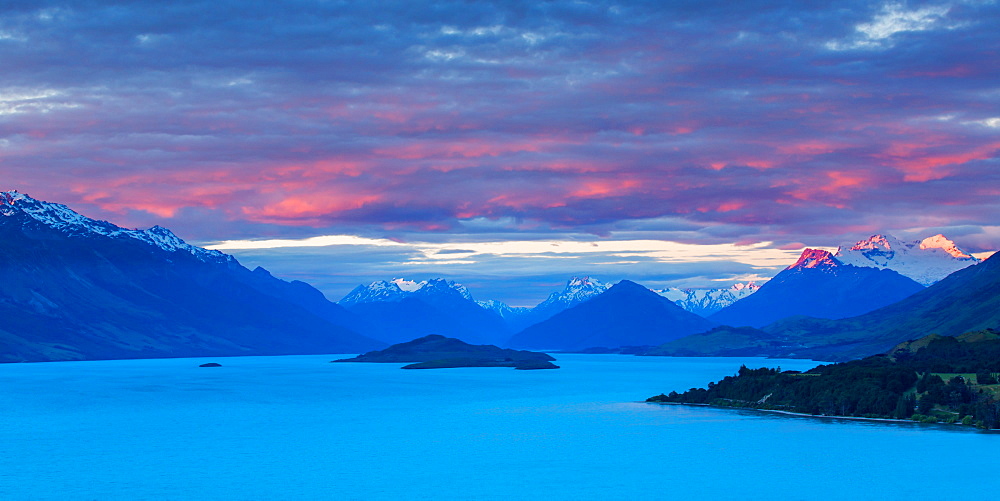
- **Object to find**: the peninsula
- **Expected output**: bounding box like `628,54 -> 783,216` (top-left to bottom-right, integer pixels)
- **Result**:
648,330 -> 1000,429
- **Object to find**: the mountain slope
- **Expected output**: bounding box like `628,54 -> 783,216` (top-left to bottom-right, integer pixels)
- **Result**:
507,280 -> 716,351
762,250 -> 1000,360
340,278 -> 509,345
642,325 -> 791,357
648,330 -> 1000,428
499,276 -> 610,331
0,190 -> 380,362
708,249 -> 925,328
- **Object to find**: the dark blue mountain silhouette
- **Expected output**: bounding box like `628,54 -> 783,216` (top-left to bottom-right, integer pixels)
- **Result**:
708,249 -> 925,328
507,280 -> 716,351
0,191 -> 380,362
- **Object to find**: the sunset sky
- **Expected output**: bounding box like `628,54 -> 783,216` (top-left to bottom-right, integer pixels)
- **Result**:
2,1 -> 998,305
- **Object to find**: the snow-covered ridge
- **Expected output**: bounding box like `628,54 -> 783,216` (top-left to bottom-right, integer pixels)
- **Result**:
391,278 -> 423,292
477,299 -> 530,319
918,234 -> 972,259
535,276 -> 609,309
835,234 -> 978,285
787,249 -> 840,270
655,282 -> 759,316
340,277 -> 474,306
1,190 -> 230,263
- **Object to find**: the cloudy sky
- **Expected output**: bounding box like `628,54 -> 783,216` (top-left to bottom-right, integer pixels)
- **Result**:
2,1 -> 998,305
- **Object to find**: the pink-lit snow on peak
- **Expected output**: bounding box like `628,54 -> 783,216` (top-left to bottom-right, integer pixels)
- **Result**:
788,249 -> 839,269
919,234 -> 973,259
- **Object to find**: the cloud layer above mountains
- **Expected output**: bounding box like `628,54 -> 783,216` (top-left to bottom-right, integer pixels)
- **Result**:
2,1 -> 998,301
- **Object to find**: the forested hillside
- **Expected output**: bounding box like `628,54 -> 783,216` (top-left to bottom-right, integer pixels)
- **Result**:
649,330 -> 1000,429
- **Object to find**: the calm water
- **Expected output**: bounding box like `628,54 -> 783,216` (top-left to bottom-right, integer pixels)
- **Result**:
0,354 -> 996,500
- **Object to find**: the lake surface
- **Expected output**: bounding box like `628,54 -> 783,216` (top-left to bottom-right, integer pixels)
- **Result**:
1,354 -> 996,499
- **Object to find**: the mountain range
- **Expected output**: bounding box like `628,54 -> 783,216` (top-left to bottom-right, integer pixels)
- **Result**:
707,248 -> 926,328
339,278 -> 510,345
507,280 -> 716,351
654,282 -> 759,316
489,276 -> 610,330
650,248 -> 1000,361
342,275 -> 757,346
341,277 -> 474,305
833,233 -> 979,285
760,248 -> 1000,360
2,190 -> 995,363
0,190 -> 381,362
341,276 -> 616,341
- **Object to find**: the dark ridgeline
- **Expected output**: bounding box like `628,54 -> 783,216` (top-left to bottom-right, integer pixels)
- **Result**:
339,276 -> 613,347
341,278 -> 512,347
643,325 -> 786,357
0,191 -> 381,362
507,280 -> 716,351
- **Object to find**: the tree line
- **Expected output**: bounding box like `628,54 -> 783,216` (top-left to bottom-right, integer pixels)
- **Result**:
648,331 -> 1000,429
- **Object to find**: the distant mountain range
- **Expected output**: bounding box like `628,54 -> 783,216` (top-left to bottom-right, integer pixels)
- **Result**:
761,248 -> 1000,360
475,277 -> 763,322
489,276 -> 610,330
341,278 -> 474,306
476,299 -> 530,323
0,190 -> 381,362
707,248 -> 926,328
833,234 -> 979,285
649,248 -> 1000,361
654,282 -> 759,316
507,280 -> 716,351
1,190 -> 994,364
339,278 -> 509,346
345,276 -> 755,351
341,276 -> 616,341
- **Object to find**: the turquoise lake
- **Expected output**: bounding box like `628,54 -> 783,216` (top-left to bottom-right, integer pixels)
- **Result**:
1,353 -> 996,499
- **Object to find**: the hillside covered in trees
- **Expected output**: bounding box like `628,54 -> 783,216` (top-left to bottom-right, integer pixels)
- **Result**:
648,330 -> 1000,429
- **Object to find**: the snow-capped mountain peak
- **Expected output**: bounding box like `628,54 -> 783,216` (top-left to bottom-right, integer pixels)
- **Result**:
529,276 -> 610,311
730,282 -> 757,292
418,278 -> 475,301
340,277 -> 475,305
1,190 -> 229,263
788,249 -> 839,270
834,233 -> 978,285
390,278 -> 423,292
654,282 -> 759,317
564,276 -> 608,296
477,299 -> 530,319
537,276 -> 609,308
339,280 -> 407,305
847,234 -> 896,252
1,190 -> 26,205
919,234 -> 972,259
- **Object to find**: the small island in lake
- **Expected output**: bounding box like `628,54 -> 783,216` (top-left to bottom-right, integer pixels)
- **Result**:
332,334 -> 559,370
648,329 -> 1000,429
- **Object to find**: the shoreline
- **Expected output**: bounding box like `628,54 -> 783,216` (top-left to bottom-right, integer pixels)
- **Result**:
646,401 -> 981,428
